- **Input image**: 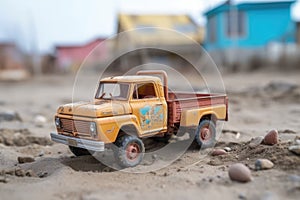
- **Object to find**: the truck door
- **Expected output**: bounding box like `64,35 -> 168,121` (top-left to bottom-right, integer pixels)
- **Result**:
130,82 -> 167,134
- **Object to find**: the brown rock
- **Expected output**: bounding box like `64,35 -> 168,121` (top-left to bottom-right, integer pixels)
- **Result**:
211,149 -> 227,156
249,136 -> 264,148
0,176 -> 9,183
228,163 -> 252,183
18,156 -> 35,164
5,169 -> 15,175
255,159 -> 274,170
263,130 -> 278,145
25,170 -> 37,177
15,168 -> 25,177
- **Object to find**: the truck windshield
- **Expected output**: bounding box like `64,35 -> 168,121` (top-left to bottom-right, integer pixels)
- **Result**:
95,82 -> 129,100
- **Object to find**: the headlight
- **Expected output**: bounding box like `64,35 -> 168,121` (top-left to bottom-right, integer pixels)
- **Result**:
89,122 -> 97,137
55,117 -> 62,128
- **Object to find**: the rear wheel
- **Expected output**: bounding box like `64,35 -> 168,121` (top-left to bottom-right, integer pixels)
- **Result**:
113,135 -> 145,168
195,120 -> 216,149
69,146 -> 92,156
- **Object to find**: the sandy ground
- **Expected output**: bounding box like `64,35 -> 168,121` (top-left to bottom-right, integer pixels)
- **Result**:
0,70 -> 300,200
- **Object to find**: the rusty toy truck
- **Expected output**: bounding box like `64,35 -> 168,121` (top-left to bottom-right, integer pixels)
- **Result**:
51,70 -> 228,167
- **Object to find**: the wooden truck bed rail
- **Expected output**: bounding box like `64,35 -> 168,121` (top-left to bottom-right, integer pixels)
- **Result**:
167,92 -> 227,126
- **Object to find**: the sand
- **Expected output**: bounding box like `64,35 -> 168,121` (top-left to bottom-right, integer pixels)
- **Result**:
0,70 -> 300,200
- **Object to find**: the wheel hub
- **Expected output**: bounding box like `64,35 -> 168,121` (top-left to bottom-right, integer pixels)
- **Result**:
126,143 -> 140,161
200,126 -> 211,141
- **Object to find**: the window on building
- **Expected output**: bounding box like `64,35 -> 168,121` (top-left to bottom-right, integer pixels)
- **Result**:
208,16 -> 217,43
133,83 -> 157,99
226,11 -> 246,38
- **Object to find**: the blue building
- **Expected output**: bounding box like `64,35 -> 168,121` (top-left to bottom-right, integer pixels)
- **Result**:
204,0 -> 297,69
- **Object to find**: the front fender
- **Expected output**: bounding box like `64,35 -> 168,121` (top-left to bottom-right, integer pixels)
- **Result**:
95,114 -> 141,143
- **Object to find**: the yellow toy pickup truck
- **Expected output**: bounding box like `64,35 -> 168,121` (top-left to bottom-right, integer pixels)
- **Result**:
51,70 -> 228,167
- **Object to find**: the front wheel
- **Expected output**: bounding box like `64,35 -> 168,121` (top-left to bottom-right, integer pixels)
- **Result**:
195,120 -> 216,149
113,135 -> 145,168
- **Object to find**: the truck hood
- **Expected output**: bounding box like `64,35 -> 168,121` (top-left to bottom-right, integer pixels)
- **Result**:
57,100 -> 131,118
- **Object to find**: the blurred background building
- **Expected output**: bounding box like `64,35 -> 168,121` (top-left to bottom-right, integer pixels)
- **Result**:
114,14 -> 204,70
0,0 -> 300,79
204,0 -> 299,71
55,37 -> 108,73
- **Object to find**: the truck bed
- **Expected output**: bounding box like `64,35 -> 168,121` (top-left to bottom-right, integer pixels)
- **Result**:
167,92 -> 228,126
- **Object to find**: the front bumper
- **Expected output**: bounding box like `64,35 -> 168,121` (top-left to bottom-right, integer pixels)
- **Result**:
50,132 -> 105,152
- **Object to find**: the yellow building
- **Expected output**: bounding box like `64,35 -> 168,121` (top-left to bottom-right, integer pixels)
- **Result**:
112,14 -> 204,70
118,14 -> 204,45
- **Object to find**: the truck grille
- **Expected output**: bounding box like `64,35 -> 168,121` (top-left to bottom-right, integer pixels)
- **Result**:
60,118 -> 90,136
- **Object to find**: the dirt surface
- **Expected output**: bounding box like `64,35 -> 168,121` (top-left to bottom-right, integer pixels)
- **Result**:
0,70 -> 300,200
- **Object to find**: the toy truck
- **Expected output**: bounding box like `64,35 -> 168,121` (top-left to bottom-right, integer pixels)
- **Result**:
51,70 -> 228,167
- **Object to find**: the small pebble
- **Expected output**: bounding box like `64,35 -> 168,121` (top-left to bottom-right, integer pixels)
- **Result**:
34,115 -> 47,127
38,171 -> 48,178
102,167 -> 112,172
238,193 -> 247,200
0,176 -> 9,183
255,159 -> 274,170
288,145 -> 300,155
176,132 -> 190,141
152,154 -> 158,160
15,168 -> 25,177
249,136 -> 264,148
5,169 -> 15,175
0,111 -> 22,122
224,147 -> 232,152
211,149 -> 227,156
18,156 -> 35,164
228,163 -> 252,183
25,170 -> 36,177
38,151 -> 45,157
263,130 -> 278,145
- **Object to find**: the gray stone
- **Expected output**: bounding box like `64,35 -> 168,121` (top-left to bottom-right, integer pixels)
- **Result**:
228,163 -> 252,183
38,171 -> 48,178
289,145 -> 300,155
0,111 -> 22,122
34,115 -> 47,127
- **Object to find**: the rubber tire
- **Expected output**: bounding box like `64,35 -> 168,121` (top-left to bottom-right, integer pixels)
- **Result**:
69,146 -> 92,157
195,120 -> 217,149
113,135 -> 145,168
